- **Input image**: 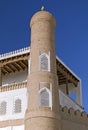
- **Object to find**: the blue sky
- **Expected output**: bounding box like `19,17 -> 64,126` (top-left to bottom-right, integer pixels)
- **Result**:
0,0 -> 88,113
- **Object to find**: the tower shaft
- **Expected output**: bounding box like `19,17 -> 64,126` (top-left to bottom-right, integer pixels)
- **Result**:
25,10 -> 61,130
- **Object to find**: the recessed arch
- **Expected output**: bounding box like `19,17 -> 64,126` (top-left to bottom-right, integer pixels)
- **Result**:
39,87 -> 52,108
14,98 -> 21,113
0,101 -> 7,115
39,52 -> 50,71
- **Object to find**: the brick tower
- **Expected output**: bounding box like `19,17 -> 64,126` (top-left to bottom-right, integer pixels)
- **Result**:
25,7 -> 61,130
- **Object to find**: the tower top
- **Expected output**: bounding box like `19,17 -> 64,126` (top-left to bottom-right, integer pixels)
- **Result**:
41,6 -> 45,11
30,9 -> 56,28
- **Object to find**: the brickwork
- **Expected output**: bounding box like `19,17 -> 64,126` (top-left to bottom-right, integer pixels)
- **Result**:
25,10 -> 61,130
60,106 -> 88,130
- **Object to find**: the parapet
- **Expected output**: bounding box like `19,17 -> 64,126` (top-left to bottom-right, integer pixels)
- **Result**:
60,106 -> 88,125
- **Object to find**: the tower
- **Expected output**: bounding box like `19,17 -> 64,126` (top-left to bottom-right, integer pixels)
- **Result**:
25,8 -> 61,130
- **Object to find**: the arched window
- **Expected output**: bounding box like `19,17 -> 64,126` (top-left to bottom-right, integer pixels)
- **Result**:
39,53 -> 50,71
39,88 -> 51,107
0,101 -> 7,115
14,99 -> 21,113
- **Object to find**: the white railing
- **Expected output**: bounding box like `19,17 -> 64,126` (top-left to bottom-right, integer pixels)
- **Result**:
59,90 -> 84,112
0,46 -> 30,60
0,81 -> 27,92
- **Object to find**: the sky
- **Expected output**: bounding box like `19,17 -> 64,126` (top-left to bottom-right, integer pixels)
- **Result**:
0,0 -> 88,113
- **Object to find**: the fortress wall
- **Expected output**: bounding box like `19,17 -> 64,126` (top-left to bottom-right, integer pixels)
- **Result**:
60,106 -> 88,130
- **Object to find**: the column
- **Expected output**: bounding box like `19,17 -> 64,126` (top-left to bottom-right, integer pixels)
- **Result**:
0,67 -> 2,86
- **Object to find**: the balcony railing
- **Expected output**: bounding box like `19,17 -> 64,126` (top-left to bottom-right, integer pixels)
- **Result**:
0,81 -> 27,92
59,90 -> 84,112
0,47 -> 30,60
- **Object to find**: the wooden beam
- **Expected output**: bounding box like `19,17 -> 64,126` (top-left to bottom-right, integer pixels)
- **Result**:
4,66 -> 11,73
8,63 -> 18,72
19,60 -> 27,68
14,62 -> 22,70
2,68 -> 6,74
0,54 -> 29,66
57,65 -> 78,86
5,65 -> 14,73
22,60 -> 28,66
66,79 -> 69,95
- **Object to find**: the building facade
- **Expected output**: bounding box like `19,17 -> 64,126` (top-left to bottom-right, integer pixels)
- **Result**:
0,8 -> 88,130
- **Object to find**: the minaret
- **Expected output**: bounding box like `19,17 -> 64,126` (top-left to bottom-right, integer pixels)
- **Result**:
25,7 -> 61,130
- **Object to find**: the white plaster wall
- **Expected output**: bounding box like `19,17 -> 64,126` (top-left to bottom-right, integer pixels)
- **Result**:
0,125 -> 24,130
2,70 -> 28,85
13,125 -> 24,130
0,88 -> 27,121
